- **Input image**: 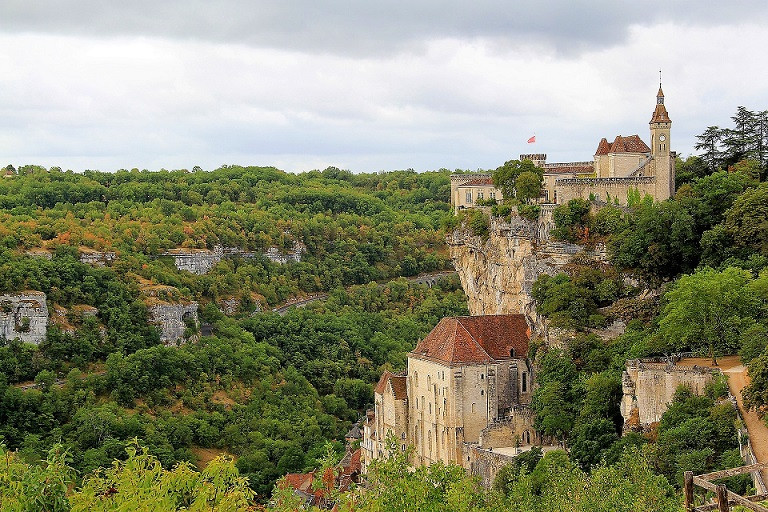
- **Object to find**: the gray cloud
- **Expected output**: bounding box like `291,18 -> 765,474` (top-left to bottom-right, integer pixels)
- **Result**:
3,1 -> 767,57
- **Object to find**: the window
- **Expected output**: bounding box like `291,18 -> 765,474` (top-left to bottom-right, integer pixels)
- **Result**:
522,372 -> 528,393
429,402 -> 432,414
478,191 -> 484,200
480,389 -> 484,396
490,191 -> 496,199
471,403 -> 476,413
465,191 -> 472,203
509,348 -> 515,357
480,373 -> 484,380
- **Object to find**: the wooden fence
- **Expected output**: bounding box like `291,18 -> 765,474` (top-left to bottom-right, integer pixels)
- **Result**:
684,463 -> 768,512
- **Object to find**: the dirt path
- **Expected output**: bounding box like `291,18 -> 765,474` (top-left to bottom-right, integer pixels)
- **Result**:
680,356 -> 768,486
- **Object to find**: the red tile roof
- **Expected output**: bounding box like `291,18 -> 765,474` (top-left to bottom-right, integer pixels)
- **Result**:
410,315 -> 530,364
595,138 -> 612,156
374,371 -> 408,400
458,177 -> 494,186
283,472 -> 314,493
596,134 -> 651,154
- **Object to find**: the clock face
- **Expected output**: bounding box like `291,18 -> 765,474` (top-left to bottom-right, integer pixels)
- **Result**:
659,134 -> 666,142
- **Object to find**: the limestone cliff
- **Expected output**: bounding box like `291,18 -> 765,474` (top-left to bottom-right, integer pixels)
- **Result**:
449,210 -> 607,326
0,292 -> 49,344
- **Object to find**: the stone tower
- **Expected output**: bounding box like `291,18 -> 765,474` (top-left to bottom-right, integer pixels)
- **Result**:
649,84 -> 674,200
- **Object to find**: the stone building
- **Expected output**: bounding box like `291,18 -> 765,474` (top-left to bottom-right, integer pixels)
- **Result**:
363,314 -> 541,475
451,85 -> 675,208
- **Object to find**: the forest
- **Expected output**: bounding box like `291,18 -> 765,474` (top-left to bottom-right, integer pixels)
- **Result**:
2,106 -> 768,511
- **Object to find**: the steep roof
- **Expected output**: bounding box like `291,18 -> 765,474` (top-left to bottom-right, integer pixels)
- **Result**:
345,424 -> 362,440
410,315 -> 530,365
374,371 -> 408,400
601,134 -> 651,154
650,87 -> 671,123
595,137 -> 612,156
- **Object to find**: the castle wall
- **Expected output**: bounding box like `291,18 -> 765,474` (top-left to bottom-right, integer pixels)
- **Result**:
0,292 -> 48,344
621,360 -> 716,428
468,447 -> 517,488
554,176 -> 656,205
477,407 -> 538,449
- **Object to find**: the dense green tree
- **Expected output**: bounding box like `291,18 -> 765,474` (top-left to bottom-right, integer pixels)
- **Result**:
655,267 -> 758,360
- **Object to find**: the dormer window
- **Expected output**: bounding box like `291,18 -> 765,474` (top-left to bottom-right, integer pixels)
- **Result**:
509,348 -> 515,358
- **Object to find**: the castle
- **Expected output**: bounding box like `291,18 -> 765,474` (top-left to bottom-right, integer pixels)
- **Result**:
451,86 -> 674,209
362,315 -> 547,482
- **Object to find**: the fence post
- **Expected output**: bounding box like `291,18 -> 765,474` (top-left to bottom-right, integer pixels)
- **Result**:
684,471 -> 694,511
716,484 -> 728,512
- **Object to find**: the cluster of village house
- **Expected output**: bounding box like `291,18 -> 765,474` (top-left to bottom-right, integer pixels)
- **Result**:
354,87 -> 679,483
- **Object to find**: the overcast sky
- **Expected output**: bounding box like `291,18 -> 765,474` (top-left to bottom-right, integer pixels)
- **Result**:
1,1 -> 767,174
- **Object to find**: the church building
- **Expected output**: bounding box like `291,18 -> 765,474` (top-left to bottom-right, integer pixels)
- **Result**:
362,314 -> 541,473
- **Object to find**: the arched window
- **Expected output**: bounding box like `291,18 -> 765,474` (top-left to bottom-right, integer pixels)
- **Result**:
480,389 -> 484,396
509,348 -> 515,357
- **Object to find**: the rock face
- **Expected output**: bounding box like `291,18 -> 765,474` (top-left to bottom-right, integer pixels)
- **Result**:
0,292 -> 49,344
165,247 -> 223,275
164,243 -> 306,274
78,249 -> 116,266
449,210 -> 607,325
621,358 -> 716,429
148,303 -> 199,345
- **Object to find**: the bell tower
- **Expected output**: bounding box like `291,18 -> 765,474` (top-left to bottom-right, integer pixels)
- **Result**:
649,78 -> 673,200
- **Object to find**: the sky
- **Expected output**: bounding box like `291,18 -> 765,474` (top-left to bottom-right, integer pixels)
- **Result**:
1,1 -> 767,174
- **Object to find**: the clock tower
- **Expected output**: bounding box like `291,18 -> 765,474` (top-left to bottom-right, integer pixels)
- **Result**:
650,84 -> 674,200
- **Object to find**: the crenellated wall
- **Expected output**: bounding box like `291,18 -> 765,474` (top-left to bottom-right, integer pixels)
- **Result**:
555,176 -> 657,205
0,292 -> 49,344
621,358 -> 716,429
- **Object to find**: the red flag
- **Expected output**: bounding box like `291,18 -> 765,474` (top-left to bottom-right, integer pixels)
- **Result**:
527,135 -> 536,143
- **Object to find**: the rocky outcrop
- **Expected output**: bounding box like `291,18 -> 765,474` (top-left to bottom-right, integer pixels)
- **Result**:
0,292 -> 48,344
448,211 -> 607,325
164,242 -> 306,274
148,302 -> 198,345
164,247 -> 223,275
78,248 -> 116,266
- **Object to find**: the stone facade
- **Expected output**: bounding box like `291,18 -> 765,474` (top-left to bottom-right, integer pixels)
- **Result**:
621,358 -> 716,429
450,86 -> 675,208
0,292 -> 49,344
147,302 -> 199,345
363,315 -> 538,477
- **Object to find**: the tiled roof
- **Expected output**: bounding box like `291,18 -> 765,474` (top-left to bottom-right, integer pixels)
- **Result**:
345,424 -> 362,439
283,472 -> 313,493
651,103 -> 671,123
457,177 -> 494,187
595,138 -> 612,156
601,135 -> 651,154
374,371 -> 408,400
410,315 -> 530,364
